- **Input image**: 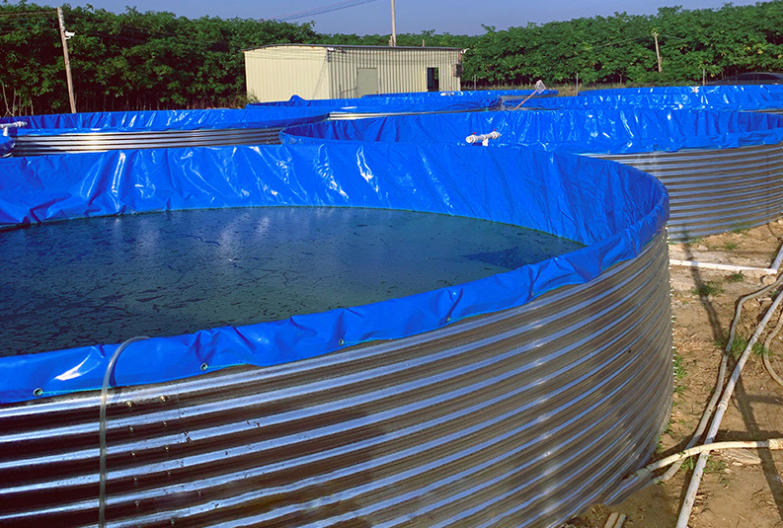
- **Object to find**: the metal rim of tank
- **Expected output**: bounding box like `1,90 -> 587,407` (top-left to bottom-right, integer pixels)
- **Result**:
11,127 -> 285,156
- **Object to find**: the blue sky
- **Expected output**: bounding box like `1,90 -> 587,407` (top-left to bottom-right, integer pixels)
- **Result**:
64,0 -> 759,35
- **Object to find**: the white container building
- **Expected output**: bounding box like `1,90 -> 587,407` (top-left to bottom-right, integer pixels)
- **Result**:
243,44 -> 463,102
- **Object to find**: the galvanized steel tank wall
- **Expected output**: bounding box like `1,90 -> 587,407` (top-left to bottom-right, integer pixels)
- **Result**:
12,127 -> 285,156
0,232 -> 672,528
594,144 -> 783,241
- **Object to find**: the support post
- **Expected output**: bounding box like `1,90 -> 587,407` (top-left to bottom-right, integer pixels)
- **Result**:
57,6 -> 77,113
390,0 -> 397,46
653,31 -> 662,73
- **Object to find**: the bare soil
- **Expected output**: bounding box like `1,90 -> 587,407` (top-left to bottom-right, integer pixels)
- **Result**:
563,220 -> 783,528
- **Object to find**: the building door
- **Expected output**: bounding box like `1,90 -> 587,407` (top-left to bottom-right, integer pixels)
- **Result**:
427,67 -> 440,92
357,68 -> 379,97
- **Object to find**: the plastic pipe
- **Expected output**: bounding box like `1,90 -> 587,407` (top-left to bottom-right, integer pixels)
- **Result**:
465,131 -> 501,145
762,310 -> 783,388
633,438 -> 783,479
656,273 -> 783,484
0,121 -> 27,136
670,241 -> 783,276
675,283 -> 783,528
669,259 -> 777,275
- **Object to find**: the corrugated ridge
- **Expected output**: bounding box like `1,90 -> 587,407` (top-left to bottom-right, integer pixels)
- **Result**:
0,233 -> 672,528
595,143 -> 783,241
12,128 -> 283,156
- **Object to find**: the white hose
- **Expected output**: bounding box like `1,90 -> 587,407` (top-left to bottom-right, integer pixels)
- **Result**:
670,241 -> 783,275
99,336 -> 149,528
632,438 -> 783,480
762,309 -> 783,388
656,273 -> 783,484
675,282 -> 783,528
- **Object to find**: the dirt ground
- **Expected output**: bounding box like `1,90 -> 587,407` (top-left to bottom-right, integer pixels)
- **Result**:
563,220 -> 783,528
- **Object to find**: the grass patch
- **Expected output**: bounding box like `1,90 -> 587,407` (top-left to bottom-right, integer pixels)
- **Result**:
731,336 -> 749,355
731,223 -> 752,234
726,272 -> 745,283
692,281 -> 724,297
680,456 -> 696,472
723,242 -> 738,251
752,342 -> 771,356
673,349 -> 687,394
705,456 -> 727,474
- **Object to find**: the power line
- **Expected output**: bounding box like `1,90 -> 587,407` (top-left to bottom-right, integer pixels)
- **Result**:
268,0 -> 381,22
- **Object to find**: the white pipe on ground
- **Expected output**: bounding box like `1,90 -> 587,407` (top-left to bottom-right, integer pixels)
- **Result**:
670,241 -> 783,275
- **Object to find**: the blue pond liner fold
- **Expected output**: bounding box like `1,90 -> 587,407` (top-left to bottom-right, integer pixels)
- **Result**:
0,143 -> 667,403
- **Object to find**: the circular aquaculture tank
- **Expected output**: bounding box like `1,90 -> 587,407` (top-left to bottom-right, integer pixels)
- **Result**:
1,107 -> 328,156
0,141 -> 670,527
282,108 -> 783,242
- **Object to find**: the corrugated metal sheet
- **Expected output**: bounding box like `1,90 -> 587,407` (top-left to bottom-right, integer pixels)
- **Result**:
594,143 -> 783,242
328,47 -> 461,97
244,45 -> 462,103
244,46 -> 331,103
0,232 -> 672,528
12,128 -> 284,156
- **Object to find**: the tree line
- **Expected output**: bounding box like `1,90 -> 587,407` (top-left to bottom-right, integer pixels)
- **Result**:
2,0 -> 782,115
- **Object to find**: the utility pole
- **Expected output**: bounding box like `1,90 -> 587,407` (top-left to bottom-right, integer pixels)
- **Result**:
390,0 -> 397,46
57,6 -> 77,113
652,31 -> 662,73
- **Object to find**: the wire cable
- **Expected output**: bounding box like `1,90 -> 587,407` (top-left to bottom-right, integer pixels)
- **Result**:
269,0 -> 380,21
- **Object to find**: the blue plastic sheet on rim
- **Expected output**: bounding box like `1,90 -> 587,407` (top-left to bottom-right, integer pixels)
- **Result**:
281,108 -> 783,154
517,86 -> 783,112
0,142 -> 667,403
361,89 -> 559,100
247,94 -> 501,114
0,107 -> 330,134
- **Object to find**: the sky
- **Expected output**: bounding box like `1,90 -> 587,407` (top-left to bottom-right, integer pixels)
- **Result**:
63,0 -> 761,36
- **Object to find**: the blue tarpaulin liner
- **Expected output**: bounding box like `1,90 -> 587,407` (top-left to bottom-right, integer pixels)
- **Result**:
0,143 -> 667,403
0,107 -> 330,134
584,85 -> 783,98
281,108 -> 783,154
517,87 -> 783,112
0,136 -> 12,157
248,94 -> 501,114
362,89 -> 559,101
